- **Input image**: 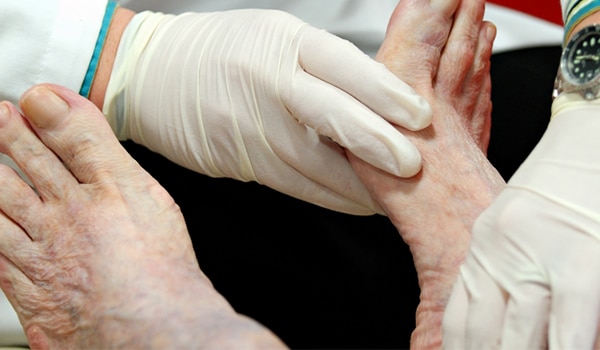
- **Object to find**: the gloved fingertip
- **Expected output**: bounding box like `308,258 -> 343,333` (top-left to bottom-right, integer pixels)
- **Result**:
394,148 -> 423,178
358,144 -> 421,178
410,98 -> 434,130
392,95 -> 433,131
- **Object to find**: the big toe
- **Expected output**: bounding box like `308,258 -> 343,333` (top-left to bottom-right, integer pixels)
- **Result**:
376,0 -> 459,90
20,84 -> 136,184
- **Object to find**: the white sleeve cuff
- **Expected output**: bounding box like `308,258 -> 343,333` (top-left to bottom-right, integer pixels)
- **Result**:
0,0 -> 108,105
562,0 -> 569,19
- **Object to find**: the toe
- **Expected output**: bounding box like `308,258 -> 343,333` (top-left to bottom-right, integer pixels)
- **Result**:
467,22 -> 496,151
0,225 -> 37,295
19,84 -> 138,185
377,0 -> 459,94
437,0 -> 487,94
430,0 -> 461,17
0,163 -> 43,239
0,102 -> 77,201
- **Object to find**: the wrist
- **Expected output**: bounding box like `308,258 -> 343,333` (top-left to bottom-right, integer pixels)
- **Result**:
552,13 -> 600,112
88,6 -> 135,110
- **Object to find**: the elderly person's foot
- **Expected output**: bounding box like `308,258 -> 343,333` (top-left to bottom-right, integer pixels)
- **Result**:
378,0 -> 494,151
349,0 -> 505,348
0,84 -> 286,349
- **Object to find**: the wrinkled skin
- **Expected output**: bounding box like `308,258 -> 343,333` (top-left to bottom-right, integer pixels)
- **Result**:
0,85 -> 286,349
0,0 -> 506,348
348,0 -> 506,348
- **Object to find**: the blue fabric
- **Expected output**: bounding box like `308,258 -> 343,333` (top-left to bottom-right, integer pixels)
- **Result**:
564,0 -> 600,43
80,1 -> 118,98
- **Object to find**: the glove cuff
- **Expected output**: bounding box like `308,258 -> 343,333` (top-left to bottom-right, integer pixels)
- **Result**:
552,90 -> 600,118
102,11 -> 167,141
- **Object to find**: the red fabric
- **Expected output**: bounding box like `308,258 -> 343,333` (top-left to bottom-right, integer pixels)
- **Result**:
487,0 -> 563,25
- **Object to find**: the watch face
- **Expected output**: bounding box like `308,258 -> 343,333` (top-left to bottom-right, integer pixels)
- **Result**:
564,25 -> 600,85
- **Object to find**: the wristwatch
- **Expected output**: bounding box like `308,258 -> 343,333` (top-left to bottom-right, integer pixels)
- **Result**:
554,24 -> 600,100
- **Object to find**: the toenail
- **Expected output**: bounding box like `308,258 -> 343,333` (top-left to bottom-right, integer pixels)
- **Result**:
21,87 -> 70,129
485,23 -> 497,42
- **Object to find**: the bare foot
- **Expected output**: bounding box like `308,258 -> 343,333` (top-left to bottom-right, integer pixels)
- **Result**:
349,0 -> 505,348
378,0 -> 494,152
0,84 -> 286,349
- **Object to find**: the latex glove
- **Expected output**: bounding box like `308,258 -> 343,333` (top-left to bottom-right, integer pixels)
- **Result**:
442,94 -> 600,349
104,9 -> 432,215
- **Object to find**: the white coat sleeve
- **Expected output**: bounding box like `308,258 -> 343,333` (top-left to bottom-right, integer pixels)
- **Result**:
0,1 -> 109,346
561,0 -> 569,18
0,0 -> 108,106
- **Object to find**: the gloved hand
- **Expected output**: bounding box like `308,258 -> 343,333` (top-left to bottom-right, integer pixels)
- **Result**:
103,9 -> 432,215
442,94 -> 600,349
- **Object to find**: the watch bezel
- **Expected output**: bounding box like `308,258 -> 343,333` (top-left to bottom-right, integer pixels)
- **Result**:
557,24 -> 600,100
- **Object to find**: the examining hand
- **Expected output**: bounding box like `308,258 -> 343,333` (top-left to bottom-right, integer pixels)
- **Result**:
443,98 -> 600,349
104,9 -> 432,215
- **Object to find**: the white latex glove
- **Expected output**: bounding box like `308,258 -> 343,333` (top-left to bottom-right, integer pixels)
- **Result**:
104,9 -> 432,215
442,94 -> 600,349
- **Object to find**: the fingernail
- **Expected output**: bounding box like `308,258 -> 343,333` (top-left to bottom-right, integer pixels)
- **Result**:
21,87 -> 70,129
